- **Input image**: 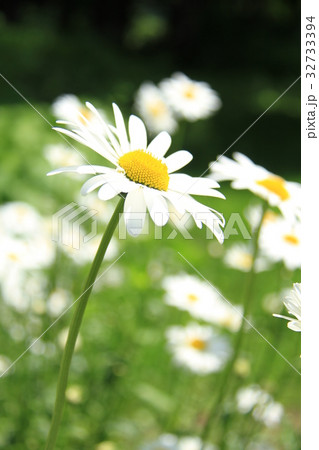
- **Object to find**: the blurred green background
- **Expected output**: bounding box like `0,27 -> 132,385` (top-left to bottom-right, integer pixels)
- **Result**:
0,0 -> 300,175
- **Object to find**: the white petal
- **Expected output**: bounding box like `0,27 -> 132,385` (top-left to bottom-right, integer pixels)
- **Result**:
112,103 -> 129,153
47,165 -> 112,176
147,132 -> 172,159
129,115 -> 147,150
168,174 -> 224,198
165,150 -> 193,173
124,188 -> 147,237
98,183 -> 122,201
144,188 -> 169,226
80,175 -> 110,195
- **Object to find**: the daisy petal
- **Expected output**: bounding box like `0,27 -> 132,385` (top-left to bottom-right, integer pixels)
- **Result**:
80,175 -> 109,195
147,132 -> 172,159
124,188 -> 147,237
112,103 -> 129,153
47,165 -> 112,176
165,150 -> 193,173
129,115 -> 147,151
144,188 -> 169,226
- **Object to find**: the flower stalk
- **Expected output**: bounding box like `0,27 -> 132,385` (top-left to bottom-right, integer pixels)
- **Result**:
45,196 -> 125,450
200,202 -> 268,446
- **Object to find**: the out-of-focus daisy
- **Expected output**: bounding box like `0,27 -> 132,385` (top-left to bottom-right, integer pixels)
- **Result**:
162,274 -> 242,332
236,385 -> 283,428
0,202 -> 44,237
66,384 -> 84,404
259,216 -> 300,271
44,144 -> 84,167
52,94 -> 107,132
166,323 -> 231,374
223,242 -> 270,272
48,102 -> 225,241
273,283 -> 301,332
134,82 -> 177,134
244,203 -> 280,233
141,434 -> 216,450
160,73 -> 221,121
47,289 -> 71,317
210,152 -> 300,220
1,268 -> 48,313
252,401 -> 284,428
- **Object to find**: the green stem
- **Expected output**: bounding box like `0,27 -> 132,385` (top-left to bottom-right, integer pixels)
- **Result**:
200,202 -> 268,447
45,196 -> 125,450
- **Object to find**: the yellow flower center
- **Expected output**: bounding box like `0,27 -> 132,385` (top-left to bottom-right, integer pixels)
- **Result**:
189,338 -> 206,351
187,293 -> 199,302
148,100 -> 167,117
263,211 -> 279,224
8,253 -> 19,262
238,253 -> 253,269
256,176 -> 290,201
283,234 -> 300,245
118,150 -> 169,191
183,84 -> 197,99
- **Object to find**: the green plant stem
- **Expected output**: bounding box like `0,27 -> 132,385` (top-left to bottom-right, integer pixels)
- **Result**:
200,202 -> 268,447
45,196 -> 125,450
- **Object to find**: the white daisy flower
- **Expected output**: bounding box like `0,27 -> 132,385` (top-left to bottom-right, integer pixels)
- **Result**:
44,144 -> 84,167
273,283 -> 301,332
236,385 -> 284,428
166,323 -> 231,374
160,73 -> 221,121
52,94 -> 107,133
223,242 -> 270,272
210,152 -> 301,220
48,103 -> 225,241
1,268 -> 48,313
252,401 -> 284,428
259,217 -> 301,270
47,289 -> 71,317
162,273 -> 242,332
134,82 -> 177,134
236,385 -> 271,414
0,201 -> 44,237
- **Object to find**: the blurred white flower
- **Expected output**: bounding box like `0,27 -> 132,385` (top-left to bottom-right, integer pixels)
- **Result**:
210,152 -> 301,221
44,144 -> 84,167
259,216 -> 300,271
223,242 -> 270,272
236,385 -> 284,428
162,273 -> 242,332
66,384 -> 84,404
0,202 -> 44,236
1,268 -> 47,312
166,322 -> 231,374
49,102 -> 225,241
52,94 -> 107,133
142,434 -> 216,450
134,82 -> 177,134
252,401 -> 284,428
160,73 -> 221,121
273,282 -> 301,332
236,385 -> 270,414
47,288 -> 71,317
